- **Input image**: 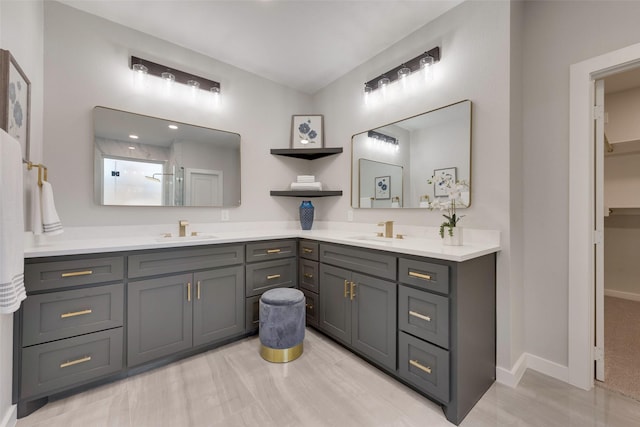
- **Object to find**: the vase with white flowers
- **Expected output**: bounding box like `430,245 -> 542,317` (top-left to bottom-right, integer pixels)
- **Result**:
428,174 -> 468,246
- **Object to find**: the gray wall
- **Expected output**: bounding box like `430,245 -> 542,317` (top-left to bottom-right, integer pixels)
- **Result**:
522,0 -> 640,366
43,1 -> 312,226
313,0 -> 519,373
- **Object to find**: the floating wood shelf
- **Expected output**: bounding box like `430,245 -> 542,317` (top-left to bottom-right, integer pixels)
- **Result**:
270,190 -> 343,198
270,148 -> 343,160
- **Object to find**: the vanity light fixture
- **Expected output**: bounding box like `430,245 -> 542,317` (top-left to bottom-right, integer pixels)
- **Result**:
363,46 -> 440,93
130,56 -> 221,94
368,130 -> 399,151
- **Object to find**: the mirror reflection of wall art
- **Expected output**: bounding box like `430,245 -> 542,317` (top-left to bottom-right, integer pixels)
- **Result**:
291,114 -> 324,149
433,167 -> 457,197
0,49 -> 31,161
375,176 -> 390,200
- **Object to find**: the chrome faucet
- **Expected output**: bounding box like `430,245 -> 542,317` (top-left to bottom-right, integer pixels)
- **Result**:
377,221 -> 394,238
179,220 -> 189,237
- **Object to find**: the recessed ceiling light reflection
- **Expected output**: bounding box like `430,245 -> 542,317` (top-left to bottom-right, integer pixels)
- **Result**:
168,124 -> 178,130
129,134 -> 139,139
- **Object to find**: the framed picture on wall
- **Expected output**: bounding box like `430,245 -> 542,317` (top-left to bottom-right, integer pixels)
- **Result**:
374,176 -> 390,200
0,49 -> 31,161
433,167 -> 457,197
291,114 -> 324,149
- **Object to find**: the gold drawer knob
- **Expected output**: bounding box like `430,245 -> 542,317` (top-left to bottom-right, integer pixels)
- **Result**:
266,274 -> 281,280
409,310 -> 431,322
303,248 -> 313,253
266,249 -> 281,254
409,359 -> 432,374
303,273 -> 314,279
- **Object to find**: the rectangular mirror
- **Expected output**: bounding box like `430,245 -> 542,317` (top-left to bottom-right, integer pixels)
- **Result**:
93,107 -> 241,207
351,100 -> 471,209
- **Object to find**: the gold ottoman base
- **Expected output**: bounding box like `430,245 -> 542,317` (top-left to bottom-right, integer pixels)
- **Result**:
260,342 -> 303,363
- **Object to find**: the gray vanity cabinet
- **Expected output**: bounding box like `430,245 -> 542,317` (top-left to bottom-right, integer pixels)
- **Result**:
245,240 -> 297,332
299,240 -> 319,327
319,245 -> 397,371
127,245 -> 245,367
127,274 -> 193,366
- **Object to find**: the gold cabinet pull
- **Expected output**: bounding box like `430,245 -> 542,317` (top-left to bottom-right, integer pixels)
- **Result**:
303,273 -> 314,279
197,281 -> 201,300
409,359 -> 432,374
409,310 -> 431,322
408,271 -> 432,281
303,248 -> 313,253
266,274 -> 281,280
344,280 -> 349,298
187,283 -> 192,302
267,249 -> 281,254
61,270 -> 93,278
350,282 -> 356,301
306,304 -> 314,310
60,309 -> 92,319
60,356 -> 91,369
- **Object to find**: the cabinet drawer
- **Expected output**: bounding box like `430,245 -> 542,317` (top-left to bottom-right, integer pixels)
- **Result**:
21,328 -> 123,399
398,285 -> 449,349
22,284 -> 124,346
246,240 -> 296,263
25,256 -> 124,292
398,258 -> 449,295
245,258 -> 296,297
299,240 -> 319,261
299,259 -> 319,293
398,331 -> 449,403
302,289 -> 318,328
128,245 -> 244,278
319,244 -> 396,281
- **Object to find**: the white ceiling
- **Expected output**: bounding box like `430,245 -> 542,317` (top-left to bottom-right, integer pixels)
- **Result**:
58,0 -> 463,94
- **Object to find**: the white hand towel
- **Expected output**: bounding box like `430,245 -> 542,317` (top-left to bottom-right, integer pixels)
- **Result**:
296,175 -> 316,183
40,181 -> 63,235
0,130 -> 26,313
290,182 -> 322,191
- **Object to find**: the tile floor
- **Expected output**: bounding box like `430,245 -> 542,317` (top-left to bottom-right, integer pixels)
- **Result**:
15,329 -> 640,427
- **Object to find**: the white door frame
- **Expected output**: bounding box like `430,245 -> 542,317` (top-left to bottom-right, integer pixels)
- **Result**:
569,42 -> 640,390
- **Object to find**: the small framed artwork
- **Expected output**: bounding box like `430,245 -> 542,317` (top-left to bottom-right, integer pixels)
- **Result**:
433,167 -> 456,197
291,114 -> 324,149
374,176 -> 390,200
0,49 -> 31,161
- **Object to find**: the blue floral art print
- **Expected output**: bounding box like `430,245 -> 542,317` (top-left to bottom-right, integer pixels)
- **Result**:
292,115 -> 322,148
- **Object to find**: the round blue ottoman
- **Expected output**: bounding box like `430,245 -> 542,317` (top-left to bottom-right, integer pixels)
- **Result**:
259,288 -> 305,363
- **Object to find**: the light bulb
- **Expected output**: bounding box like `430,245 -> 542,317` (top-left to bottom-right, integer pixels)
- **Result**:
132,63 -> 148,74
187,80 -> 200,89
397,66 -> 411,79
161,71 -> 175,82
378,76 -> 390,88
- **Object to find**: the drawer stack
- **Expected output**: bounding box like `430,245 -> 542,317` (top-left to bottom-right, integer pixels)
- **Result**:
397,258 -> 450,403
298,240 -> 319,327
245,240 -> 297,332
20,256 -> 125,401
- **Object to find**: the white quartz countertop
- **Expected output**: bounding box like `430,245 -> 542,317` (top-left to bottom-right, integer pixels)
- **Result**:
24,222 -> 500,262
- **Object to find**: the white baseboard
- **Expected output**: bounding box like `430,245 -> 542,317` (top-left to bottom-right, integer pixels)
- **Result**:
496,352 -> 569,388
496,352 -> 527,388
604,289 -> 640,302
0,404 -> 16,427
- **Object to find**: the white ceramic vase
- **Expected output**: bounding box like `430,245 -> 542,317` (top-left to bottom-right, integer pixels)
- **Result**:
442,226 -> 463,246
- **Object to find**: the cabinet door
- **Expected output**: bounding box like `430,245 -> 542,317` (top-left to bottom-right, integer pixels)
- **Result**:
318,264 -> 351,344
193,266 -> 245,347
127,274 -> 193,366
351,272 -> 397,371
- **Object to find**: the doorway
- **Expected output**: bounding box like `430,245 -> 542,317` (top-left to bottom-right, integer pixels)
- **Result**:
597,69 -> 640,400
568,41 -> 640,391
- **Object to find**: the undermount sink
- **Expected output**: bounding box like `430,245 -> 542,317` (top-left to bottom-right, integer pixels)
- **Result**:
155,234 -> 219,242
